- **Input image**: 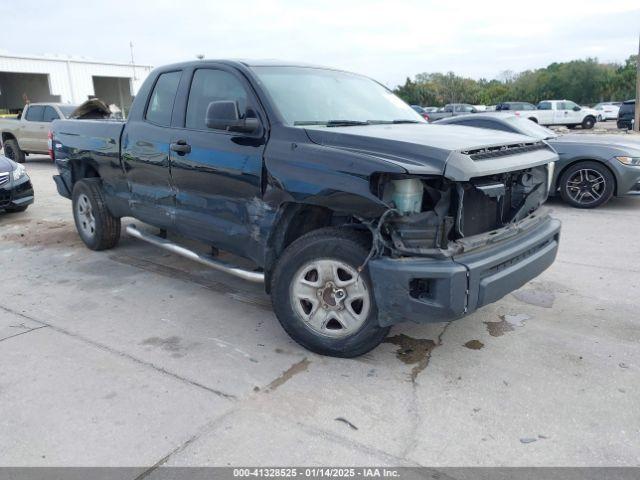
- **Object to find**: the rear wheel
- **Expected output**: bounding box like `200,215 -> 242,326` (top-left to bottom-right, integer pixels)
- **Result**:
3,139 -> 25,163
72,179 -> 121,250
528,117 -> 538,123
270,227 -> 389,357
559,161 -> 614,208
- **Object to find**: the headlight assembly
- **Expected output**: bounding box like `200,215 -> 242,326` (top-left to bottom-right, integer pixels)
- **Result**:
11,163 -> 27,181
616,156 -> 640,166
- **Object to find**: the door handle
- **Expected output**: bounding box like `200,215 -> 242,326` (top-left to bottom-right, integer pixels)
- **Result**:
170,140 -> 191,154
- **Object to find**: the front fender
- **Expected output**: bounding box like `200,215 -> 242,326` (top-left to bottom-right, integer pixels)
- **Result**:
263,136 -> 405,218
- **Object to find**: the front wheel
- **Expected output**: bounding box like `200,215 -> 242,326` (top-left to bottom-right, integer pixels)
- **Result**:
582,116 -> 595,129
270,227 -> 389,357
3,139 -> 25,163
559,161 -> 615,208
72,179 -> 121,250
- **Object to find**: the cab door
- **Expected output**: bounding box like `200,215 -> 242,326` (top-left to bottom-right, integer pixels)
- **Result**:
20,105 -> 46,151
167,66 -> 267,262
121,70 -> 182,229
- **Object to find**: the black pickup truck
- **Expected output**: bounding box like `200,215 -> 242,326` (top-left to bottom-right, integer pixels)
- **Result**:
52,60 -> 561,357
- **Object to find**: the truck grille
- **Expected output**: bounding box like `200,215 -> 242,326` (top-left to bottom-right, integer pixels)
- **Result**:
459,165 -> 549,237
462,142 -> 549,161
0,173 -> 9,187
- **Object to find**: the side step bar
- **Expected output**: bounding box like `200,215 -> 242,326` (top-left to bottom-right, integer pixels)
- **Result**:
125,224 -> 265,283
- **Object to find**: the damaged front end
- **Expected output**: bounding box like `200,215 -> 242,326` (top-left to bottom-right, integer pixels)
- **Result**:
365,159 -> 560,326
370,162 -> 552,258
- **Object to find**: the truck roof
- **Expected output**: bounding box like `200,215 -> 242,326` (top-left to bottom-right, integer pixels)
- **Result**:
155,59 -> 344,72
26,102 -> 79,107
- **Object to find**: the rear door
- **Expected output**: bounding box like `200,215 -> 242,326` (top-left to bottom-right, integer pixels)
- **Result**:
121,70 -> 182,229
167,65 -> 268,261
21,105 -> 46,151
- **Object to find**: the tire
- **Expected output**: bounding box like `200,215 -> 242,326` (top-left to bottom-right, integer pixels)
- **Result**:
582,116 -> 595,129
4,205 -> 28,213
559,161 -> 615,209
528,117 -> 538,123
72,179 -> 121,250
270,227 -> 389,357
3,139 -> 25,163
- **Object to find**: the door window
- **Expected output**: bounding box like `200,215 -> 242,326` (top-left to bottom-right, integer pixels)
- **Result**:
145,71 -> 182,126
25,105 -> 44,121
537,102 -> 552,110
185,69 -> 249,130
42,106 -> 59,122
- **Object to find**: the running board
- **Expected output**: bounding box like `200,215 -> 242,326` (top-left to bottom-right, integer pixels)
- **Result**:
125,224 -> 264,283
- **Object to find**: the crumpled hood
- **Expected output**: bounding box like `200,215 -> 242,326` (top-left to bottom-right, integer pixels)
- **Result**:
304,123 -> 538,174
0,154 -> 15,173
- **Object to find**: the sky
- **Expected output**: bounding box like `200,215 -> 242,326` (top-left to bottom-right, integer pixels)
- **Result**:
1,0 -> 639,87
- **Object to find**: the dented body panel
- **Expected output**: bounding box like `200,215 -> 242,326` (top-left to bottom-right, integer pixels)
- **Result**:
52,59 -> 561,326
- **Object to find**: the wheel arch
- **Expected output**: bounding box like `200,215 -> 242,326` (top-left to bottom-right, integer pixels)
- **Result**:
1,132 -> 18,145
263,202 -> 372,293
555,158 -> 618,195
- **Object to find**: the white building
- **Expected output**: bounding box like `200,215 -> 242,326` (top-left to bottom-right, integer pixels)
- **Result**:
0,53 -> 153,114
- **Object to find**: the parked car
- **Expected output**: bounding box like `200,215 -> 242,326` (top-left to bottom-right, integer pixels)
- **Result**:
426,103 -> 478,122
523,100 -> 598,129
410,105 -> 430,120
435,113 -> 640,208
423,106 -> 439,113
0,154 -> 34,212
593,102 -> 621,122
495,102 -> 537,112
617,100 -> 636,130
0,103 -> 79,163
51,60 -> 560,357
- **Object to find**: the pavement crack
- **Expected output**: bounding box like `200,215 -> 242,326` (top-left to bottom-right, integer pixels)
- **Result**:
0,325 -> 48,343
263,357 -> 310,393
0,305 -> 237,400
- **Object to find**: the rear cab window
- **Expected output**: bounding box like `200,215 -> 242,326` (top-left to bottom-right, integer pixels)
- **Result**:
145,71 -> 182,126
537,102 -> 552,111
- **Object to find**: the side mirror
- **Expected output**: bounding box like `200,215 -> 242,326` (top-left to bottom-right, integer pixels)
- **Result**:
573,106 -> 581,112
205,101 -> 260,134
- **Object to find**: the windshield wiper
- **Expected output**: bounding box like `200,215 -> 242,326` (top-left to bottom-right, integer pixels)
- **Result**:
367,119 -> 422,125
326,120 -> 371,127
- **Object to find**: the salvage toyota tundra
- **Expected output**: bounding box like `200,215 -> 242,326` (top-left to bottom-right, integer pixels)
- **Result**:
51,60 -> 561,357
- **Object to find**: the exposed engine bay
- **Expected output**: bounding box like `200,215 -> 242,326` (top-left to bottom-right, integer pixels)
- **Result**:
371,164 -> 551,257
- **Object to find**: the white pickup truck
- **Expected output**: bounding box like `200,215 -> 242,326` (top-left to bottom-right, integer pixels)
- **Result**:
0,103 -> 78,163
517,100 -> 597,129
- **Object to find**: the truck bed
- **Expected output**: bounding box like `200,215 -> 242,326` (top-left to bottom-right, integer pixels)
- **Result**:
53,119 -> 125,164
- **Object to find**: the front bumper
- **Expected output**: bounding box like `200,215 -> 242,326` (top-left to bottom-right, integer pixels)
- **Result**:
0,175 -> 34,210
368,215 -> 561,326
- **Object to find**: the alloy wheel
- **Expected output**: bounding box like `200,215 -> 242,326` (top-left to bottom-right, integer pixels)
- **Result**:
566,168 -> 606,205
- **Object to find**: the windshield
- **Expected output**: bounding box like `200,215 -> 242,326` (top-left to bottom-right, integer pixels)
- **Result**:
57,105 -> 80,118
252,66 -> 424,126
505,115 -> 557,140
